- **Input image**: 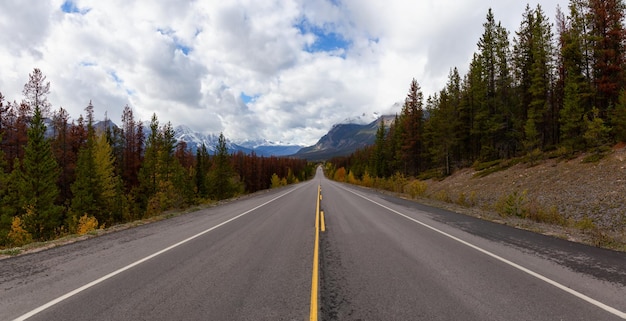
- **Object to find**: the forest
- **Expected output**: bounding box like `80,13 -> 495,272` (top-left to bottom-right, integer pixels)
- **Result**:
0,69 -> 313,247
329,1 -> 626,182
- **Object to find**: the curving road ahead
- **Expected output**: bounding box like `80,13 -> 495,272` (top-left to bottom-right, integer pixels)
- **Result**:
1,167 -> 625,320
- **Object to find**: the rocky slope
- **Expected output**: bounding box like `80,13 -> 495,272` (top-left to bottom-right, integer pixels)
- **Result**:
419,145 -> 626,249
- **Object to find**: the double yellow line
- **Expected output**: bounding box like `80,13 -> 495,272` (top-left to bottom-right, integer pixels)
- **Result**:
310,184 -> 324,320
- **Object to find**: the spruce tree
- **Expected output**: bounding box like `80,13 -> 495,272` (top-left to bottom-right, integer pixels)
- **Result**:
610,89 -> 626,142
208,133 -> 237,200
19,104 -> 62,240
70,102 -> 98,228
195,143 -> 210,198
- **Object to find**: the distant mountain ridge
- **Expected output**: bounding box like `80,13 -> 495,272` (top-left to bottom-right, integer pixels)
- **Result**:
172,125 -> 303,156
294,115 -> 394,161
44,114 -> 395,159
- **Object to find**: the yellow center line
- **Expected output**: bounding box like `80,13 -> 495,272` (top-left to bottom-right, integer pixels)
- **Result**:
310,184 -> 321,321
320,211 -> 325,232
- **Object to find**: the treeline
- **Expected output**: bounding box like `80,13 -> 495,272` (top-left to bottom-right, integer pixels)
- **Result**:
0,69 -> 313,247
330,1 -> 626,180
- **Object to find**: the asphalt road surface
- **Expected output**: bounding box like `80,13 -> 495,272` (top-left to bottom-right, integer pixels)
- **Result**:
1,167 -> 625,320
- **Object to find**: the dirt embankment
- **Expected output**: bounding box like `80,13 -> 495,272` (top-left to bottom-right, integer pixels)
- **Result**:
419,146 -> 626,250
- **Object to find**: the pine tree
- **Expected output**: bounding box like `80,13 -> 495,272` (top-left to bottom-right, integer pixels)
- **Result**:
560,66 -> 587,151
195,143 -> 210,198
371,119 -> 387,177
208,133 -> 238,200
69,102 -> 99,228
19,104 -> 62,240
475,9 -> 512,160
584,107 -> 611,152
121,105 -> 143,190
523,5 -> 555,151
610,89 -> 626,142
139,113 -> 160,198
51,107 -> 74,205
400,79 -> 424,176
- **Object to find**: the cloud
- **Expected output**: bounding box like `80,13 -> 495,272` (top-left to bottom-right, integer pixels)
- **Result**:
0,0 -> 567,146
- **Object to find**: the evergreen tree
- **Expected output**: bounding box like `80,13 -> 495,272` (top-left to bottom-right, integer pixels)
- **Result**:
208,133 -> 238,200
195,143 -> 210,198
139,113 -> 160,198
560,66 -> 588,150
425,68 -> 463,175
18,104 -> 62,240
121,105 -> 143,190
371,119 -> 387,177
51,107 -> 74,205
584,107 -> 611,151
610,89 -> 626,142
400,78 -> 424,176
69,102 -> 99,228
475,9 -> 513,160
524,5 -> 555,151
138,114 -> 191,214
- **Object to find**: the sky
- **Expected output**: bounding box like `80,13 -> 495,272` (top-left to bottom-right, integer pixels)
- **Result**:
0,0 -> 567,146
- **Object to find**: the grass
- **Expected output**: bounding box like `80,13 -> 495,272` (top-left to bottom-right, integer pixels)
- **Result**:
0,248 -> 22,256
472,158 -> 523,178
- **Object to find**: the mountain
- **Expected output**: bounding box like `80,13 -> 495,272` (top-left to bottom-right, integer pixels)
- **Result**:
294,115 -> 394,161
173,125 -> 252,154
173,126 -> 302,156
236,139 -> 304,157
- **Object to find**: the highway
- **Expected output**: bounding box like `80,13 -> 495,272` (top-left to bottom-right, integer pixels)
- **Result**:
1,167 -> 625,320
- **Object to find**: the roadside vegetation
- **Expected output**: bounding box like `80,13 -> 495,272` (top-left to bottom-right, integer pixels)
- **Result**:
0,69 -> 314,252
328,1 -> 626,251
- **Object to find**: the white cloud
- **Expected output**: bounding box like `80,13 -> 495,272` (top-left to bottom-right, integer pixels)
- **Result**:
0,0 -> 566,146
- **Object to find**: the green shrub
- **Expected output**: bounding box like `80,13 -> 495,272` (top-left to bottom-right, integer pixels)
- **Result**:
495,190 -> 527,217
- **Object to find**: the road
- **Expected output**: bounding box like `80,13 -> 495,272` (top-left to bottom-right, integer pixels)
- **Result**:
1,167 -> 625,320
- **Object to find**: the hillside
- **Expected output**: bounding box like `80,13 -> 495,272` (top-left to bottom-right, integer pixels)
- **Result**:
419,145 -> 626,249
295,115 -> 394,160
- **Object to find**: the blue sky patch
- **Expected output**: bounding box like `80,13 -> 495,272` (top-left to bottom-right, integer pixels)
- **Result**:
158,28 -> 192,56
296,19 -> 350,55
61,1 -> 90,14
240,92 -> 258,104
176,43 -> 191,55
109,71 -> 122,85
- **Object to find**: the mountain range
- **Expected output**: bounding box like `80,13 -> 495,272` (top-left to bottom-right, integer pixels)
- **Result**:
47,114 -> 392,159
162,114 -> 393,159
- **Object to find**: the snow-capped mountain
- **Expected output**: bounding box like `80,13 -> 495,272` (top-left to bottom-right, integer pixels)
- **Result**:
173,125 -> 251,154
173,125 -> 302,156
342,112 -> 381,125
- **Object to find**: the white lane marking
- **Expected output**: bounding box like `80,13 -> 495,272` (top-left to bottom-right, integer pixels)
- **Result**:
14,185 -> 304,321
338,184 -> 626,320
